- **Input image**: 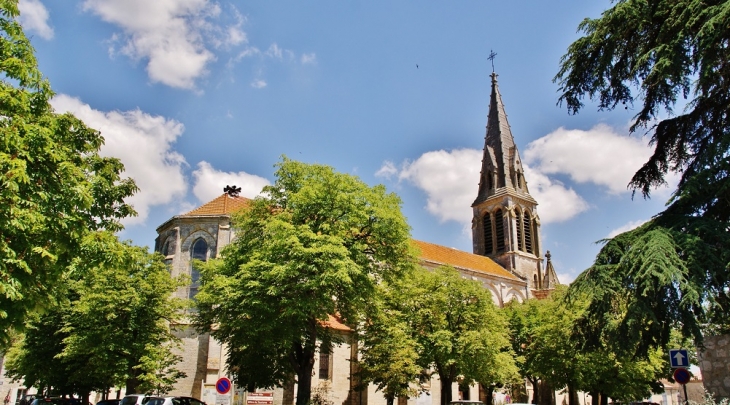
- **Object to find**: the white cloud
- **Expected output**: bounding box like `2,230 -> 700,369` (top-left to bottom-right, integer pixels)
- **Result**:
266,43 -> 283,59
381,148 -> 589,227
606,219 -> 649,238
557,272 -> 576,284
192,161 -> 270,203
524,124 -> 654,194
397,149 -> 481,225
250,79 -> 267,89
82,0 -> 247,90
51,94 -> 188,225
301,53 -> 317,65
18,0 -> 53,39
374,161 -> 397,179
522,165 -> 589,223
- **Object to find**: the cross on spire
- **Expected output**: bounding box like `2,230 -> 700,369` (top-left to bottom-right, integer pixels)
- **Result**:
488,50 -> 497,72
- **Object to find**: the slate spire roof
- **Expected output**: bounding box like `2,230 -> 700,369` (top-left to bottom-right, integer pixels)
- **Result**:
473,72 -> 533,206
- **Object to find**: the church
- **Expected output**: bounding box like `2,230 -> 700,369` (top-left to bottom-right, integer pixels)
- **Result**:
154,71 -> 559,405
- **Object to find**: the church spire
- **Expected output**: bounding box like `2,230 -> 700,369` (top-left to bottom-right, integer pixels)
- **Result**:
474,72 -> 532,205
471,70 -> 545,290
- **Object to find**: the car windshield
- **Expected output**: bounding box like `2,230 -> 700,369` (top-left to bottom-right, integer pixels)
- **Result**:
121,398 -> 140,405
142,398 -> 164,405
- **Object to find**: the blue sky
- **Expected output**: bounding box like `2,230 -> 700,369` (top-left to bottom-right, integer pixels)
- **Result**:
18,0 -> 677,283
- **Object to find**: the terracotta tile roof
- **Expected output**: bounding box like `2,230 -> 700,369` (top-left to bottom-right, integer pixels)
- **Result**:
413,239 -> 518,280
320,314 -> 352,332
183,194 -> 251,216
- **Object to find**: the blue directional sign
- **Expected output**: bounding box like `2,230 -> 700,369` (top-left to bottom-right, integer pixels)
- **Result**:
669,349 -> 689,368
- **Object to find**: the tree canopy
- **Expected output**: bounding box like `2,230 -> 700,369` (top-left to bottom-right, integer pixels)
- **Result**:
0,0 -> 136,347
194,158 -> 415,405
5,232 -> 187,398
403,266 -> 517,405
555,0 -> 730,350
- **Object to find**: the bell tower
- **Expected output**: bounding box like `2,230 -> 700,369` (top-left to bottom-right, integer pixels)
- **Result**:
471,72 -> 545,290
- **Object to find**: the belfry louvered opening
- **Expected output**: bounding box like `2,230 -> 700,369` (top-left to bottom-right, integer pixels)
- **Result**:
523,211 -> 532,254
483,212 -> 493,255
516,210 -> 524,252
495,209 -> 505,253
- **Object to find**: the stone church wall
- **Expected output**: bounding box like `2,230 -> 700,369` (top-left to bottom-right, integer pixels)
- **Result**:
698,334 -> 730,400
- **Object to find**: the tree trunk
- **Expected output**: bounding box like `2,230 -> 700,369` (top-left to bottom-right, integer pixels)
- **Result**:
599,394 -> 607,405
530,379 -> 539,404
296,366 -> 313,405
126,367 -> 141,394
589,392 -> 598,405
485,385 -> 494,405
440,376 -> 453,405
567,384 -> 576,405
386,395 -> 395,405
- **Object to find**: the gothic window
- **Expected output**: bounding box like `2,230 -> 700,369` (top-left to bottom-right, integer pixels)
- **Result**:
495,209 -> 505,253
162,240 -> 171,256
483,212 -> 493,255
523,211 -> 533,254
190,238 -> 208,299
516,209 -> 524,252
533,274 -> 538,288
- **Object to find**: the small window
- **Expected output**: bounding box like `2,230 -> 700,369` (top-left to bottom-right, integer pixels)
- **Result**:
319,348 -> 332,380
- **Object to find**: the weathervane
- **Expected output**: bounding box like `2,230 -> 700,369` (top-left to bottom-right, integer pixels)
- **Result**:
488,50 -> 497,72
224,185 -> 242,197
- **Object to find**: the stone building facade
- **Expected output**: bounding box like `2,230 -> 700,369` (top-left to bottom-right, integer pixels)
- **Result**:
154,71 -> 558,405
0,71 -> 558,405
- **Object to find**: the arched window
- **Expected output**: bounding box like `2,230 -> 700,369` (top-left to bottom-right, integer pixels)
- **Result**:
495,209 -> 505,253
161,241 -> 171,256
523,211 -> 533,254
190,238 -> 208,299
533,274 -> 538,288
483,212 -> 493,255
516,209 -> 524,252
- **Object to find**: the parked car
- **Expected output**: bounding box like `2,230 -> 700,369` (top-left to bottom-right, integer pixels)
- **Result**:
96,400 -> 121,405
120,395 -> 147,405
142,397 -> 206,405
30,398 -> 81,405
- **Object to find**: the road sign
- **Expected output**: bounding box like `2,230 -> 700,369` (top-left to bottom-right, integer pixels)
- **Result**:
669,349 -> 689,368
216,377 -> 232,395
673,368 -> 691,385
246,392 -> 273,405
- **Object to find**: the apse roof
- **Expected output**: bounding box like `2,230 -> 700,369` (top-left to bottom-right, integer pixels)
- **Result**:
183,193 -> 251,216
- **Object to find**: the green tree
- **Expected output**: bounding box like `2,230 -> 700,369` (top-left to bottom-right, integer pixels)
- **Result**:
0,0 -> 137,348
4,306 -> 104,399
405,266 -> 516,405
62,232 -> 188,394
357,282 -> 423,405
555,0 -> 730,349
6,232 -> 187,398
194,158 -> 414,405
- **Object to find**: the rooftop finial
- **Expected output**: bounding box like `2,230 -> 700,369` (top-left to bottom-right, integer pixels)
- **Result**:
488,50 -> 497,73
224,185 -> 242,197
